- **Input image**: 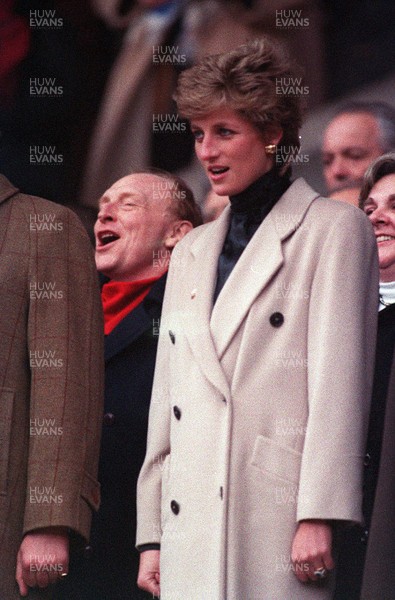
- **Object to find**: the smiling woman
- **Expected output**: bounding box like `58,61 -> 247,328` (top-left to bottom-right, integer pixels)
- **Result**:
334,152 -> 395,599
360,154 -> 395,286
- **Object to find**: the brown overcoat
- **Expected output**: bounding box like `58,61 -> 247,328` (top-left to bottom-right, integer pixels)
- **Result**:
0,176 -> 103,598
137,178 -> 379,599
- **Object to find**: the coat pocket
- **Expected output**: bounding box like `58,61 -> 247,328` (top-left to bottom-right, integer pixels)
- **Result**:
0,388 -> 15,496
250,435 -> 302,485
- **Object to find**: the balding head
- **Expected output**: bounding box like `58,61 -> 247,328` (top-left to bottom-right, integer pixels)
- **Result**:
94,172 -> 198,281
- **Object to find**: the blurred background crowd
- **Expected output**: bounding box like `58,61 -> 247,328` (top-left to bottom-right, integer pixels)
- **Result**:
1,0 -> 395,223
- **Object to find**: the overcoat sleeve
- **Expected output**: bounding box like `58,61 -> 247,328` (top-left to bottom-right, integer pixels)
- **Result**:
23,203 -> 104,542
297,208 -> 378,523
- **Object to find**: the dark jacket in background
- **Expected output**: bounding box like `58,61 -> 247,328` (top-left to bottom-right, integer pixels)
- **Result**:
55,275 -> 166,599
335,304 -> 395,600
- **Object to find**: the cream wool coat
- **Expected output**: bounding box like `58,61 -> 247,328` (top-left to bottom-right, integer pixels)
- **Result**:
137,178 -> 379,600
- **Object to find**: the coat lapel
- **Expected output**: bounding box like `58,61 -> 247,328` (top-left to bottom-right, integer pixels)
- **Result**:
210,178 -> 320,359
104,275 -> 166,362
184,209 -> 232,400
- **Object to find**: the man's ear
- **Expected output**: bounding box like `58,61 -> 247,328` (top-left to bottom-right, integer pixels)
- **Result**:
164,220 -> 193,250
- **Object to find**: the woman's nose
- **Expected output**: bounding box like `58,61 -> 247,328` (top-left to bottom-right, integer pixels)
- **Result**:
197,136 -> 219,161
369,206 -> 389,225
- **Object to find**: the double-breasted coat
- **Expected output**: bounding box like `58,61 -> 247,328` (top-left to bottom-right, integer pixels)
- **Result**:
137,178 -> 379,600
0,176 -> 103,598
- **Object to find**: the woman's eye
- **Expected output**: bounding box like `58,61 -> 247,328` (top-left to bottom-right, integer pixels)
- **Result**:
192,130 -> 203,141
219,128 -> 233,136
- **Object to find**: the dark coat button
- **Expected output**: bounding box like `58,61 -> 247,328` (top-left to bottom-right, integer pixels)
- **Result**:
360,529 -> 369,544
173,406 -> 181,420
364,453 -> 371,467
103,412 -> 115,426
270,312 -> 284,327
169,330 -> 175,344
170,500 -> 180,515
84,545 -> 93,559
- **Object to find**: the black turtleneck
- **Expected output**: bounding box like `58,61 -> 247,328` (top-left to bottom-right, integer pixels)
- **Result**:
213,169 -> 291,302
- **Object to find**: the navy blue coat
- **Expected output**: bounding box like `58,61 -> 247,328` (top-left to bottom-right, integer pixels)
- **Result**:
56,274 -> 166,600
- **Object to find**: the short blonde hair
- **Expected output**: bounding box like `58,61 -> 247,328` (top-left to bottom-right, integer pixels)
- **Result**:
174,38 -> 303,171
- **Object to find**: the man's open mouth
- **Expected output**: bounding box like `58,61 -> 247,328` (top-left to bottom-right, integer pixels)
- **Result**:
98,231 -> 120,246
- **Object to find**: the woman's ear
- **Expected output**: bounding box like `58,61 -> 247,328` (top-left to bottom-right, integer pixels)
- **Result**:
164,220 -> 193,250
265,126 -> 283,147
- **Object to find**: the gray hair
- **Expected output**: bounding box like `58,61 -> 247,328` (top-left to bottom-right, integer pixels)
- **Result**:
359,152 -> 395,208
334,102 -> 395,154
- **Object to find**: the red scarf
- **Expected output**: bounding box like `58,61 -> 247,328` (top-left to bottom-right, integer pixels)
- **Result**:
101,276 -> 162,335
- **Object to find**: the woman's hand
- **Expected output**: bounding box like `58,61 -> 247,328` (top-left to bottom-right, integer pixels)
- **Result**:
291,519 -> 334,582
137,549 -> 160,597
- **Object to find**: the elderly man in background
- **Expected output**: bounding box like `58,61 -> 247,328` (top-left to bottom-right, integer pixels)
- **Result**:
322,101 -> 395,196
55,170 -> 201,599
0,175 -> 103,599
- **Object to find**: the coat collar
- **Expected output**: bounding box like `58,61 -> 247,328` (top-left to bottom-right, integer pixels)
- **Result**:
0,175 -> 19,205
104,273 -> 167,362
187,178 -> 320,363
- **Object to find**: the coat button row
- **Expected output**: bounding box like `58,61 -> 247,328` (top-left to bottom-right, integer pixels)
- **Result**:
270,312 -> 284,327
103,412 -> 115,426
170,500 -> 180,515
173,406 -> 181,420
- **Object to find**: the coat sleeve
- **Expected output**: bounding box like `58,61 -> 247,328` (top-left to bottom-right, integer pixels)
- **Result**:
297,207 -> 378,524
135,242 -> 183,548
23,203 -> 104,542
